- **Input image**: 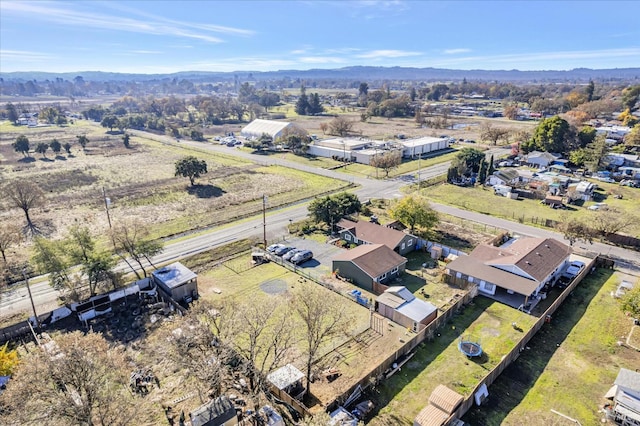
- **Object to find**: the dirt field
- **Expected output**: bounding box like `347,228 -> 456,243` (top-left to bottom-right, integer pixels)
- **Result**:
0,121 -> 345,264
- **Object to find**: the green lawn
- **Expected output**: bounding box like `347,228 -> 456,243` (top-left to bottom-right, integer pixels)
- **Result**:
373,297 -> 537,422
463,269 -> 640,425
423,183 -> 640,236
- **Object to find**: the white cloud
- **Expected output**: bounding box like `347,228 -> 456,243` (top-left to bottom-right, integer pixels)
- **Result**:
0,1 -> 253,44
356,49 -> 422,59
299,56 -> 346,64
443,48 -> 471,55
430,47 -> 640,68
132,50 -> 163,54
0,49 -> 53,62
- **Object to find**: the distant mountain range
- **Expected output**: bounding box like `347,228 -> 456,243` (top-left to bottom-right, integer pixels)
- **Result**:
2,66 -> 640,83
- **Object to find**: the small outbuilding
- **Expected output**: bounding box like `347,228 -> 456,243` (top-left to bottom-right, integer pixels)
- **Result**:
604,368 -> 640,425
267,364 -> 306,401
414,385 -> 464,426
189,395 -> 237,426
151,262 -> 198,303
376,286 -> 437,332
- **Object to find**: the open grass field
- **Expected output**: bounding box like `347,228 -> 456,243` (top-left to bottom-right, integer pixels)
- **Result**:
423,181 -> 640,237
463,269 -> 640,425
0,120 -> 346,262
371,296 -> 537,423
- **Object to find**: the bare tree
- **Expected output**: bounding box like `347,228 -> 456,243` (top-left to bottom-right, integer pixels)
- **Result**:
226,297 -> 295,393
111,220 -> 163,279
328,116 -> 354,136
2,181 -> 45,232
370,151 -> 402,177
165,302 -> 232,403
557,214 -> 596,246
590,209 -> 637,237
0,223 -> 21,264
0,331 -> 143,426
293,285 -> 353,397
480,122 -> 510,145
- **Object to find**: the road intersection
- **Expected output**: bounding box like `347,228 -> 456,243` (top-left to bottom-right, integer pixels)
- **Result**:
2,135 -> 637,319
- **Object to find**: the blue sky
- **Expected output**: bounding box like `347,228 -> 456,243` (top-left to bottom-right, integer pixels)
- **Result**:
1,0 -> 639,74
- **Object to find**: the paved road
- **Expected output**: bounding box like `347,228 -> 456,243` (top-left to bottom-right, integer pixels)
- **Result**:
3,133 -> 637,318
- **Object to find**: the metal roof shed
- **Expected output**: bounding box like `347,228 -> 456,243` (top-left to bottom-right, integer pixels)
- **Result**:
151,262 -> 198,303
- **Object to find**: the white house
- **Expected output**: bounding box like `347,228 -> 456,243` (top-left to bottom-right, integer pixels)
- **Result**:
487,169 -> 520,186
568,181 -> 596,201
525,151 -> 561,168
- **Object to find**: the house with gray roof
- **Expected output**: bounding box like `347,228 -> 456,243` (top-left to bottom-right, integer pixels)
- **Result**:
336,219 -> 417,255
376,286 -> 437,332
332,244 -> 407,294
446,237 -> 571,309
605,368 -> 640,425
525,151 -> 561,168
486,168 -> 520,186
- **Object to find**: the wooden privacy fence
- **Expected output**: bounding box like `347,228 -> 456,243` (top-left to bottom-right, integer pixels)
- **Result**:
329,253 -> 597,423
328,291 -> 474,411
446,254 -> 597,423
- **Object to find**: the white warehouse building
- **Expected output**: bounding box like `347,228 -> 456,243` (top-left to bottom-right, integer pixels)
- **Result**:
400,137 -> 450,158
241,119 -> 302,140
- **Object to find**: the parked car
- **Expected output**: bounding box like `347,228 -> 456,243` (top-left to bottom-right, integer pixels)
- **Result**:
282,248 -> 303,262
565,260 -> 586,277
274,246 -> 294,256
267,243 -> 286,253
291,250 -> 313,265
596,176 -> 615,183
587,203 -> 608,211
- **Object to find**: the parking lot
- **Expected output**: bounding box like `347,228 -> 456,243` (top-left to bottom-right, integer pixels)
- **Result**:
268,236 -> 345,274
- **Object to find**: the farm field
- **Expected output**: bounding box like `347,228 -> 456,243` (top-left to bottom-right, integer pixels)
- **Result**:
463,269 -> 640,425
422,181 -> 640,237
0,120 -> 346,260
371,296 -> 537,423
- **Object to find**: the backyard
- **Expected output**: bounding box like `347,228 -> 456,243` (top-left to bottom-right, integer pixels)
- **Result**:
370,296 -> 537,423
463,268 -> 640,425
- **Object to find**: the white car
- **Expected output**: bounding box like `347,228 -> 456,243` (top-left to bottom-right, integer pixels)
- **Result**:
587,203 -> 608,211
564,261 -> 585,277
266,243 -> 286,253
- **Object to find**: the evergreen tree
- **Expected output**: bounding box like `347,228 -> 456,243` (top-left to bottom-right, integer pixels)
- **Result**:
478,159 -> 488,184
488,154 -> 495,175
308,93 -> 323,115
295,86 -> 310,115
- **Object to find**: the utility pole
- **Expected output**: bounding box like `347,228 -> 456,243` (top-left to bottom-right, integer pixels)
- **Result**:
262,194 -> 267,248
23,267 -> 40,332
418,153 -> 421,187
102,187 -> 112,230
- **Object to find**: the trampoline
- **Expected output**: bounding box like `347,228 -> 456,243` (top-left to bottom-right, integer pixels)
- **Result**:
458,336 -> 483,357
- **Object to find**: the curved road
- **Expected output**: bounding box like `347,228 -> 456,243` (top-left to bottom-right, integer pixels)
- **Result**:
2,133 -> 638,318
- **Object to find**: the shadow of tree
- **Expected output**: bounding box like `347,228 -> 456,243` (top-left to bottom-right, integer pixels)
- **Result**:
55,155 -> 67,161
187,184 -> 225,199
17,157 -> 36,163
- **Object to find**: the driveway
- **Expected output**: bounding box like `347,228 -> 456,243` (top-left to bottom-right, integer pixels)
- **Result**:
278,236 -> 345,273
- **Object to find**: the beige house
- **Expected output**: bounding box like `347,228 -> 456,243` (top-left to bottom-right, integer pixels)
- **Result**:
446,238 -> 571,308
